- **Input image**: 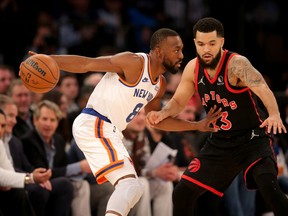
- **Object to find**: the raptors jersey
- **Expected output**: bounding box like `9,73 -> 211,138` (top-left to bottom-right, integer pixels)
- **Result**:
195,50 -> 268,136
86,52 -> 162,131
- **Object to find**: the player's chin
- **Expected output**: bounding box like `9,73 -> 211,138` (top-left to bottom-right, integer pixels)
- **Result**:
170,66 -> 181,74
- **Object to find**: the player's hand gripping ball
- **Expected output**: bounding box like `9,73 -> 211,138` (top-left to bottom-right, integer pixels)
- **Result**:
19,54 -> 60,93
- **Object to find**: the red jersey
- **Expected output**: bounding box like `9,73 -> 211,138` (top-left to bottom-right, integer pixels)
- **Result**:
195,50 -> 268,137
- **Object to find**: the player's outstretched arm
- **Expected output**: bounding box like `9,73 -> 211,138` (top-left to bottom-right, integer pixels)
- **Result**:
146,105 -> 222,132
28,51 -> 141,76
229,55 -> 287,135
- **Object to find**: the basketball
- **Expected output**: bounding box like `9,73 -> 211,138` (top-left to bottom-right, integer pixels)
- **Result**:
19,54 -> 60,93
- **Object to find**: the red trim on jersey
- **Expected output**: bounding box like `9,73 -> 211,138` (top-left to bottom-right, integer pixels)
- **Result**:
182,174 -> 224,197
224,53 -> 250,93
118,54 -> 145,87
194,60 -> 199,92
247,90 -> 263,124
204,50 -> 228,84
269,136 -> 276,159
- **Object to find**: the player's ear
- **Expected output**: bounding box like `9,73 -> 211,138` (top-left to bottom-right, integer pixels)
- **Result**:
155,46 -> 162,58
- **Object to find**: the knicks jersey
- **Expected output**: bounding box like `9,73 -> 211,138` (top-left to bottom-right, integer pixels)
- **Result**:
195,50 -> 268,135
86,52 -> 161,131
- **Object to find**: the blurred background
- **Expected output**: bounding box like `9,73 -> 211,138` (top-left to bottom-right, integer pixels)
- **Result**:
0,0 -> 287,92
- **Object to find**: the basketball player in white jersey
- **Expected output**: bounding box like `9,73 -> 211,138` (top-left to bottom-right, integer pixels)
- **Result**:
28,28 -> 221,216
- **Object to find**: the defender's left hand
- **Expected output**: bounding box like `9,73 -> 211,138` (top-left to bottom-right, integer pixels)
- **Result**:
260,115 -> 287,134
197,105 -> 222,132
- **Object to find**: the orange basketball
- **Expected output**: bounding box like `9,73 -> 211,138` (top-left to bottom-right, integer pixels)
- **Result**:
19,54 -> 60,93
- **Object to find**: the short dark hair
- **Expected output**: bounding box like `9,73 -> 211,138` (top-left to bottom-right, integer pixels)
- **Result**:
193,17 -> 224,38
150,28 -> 179,50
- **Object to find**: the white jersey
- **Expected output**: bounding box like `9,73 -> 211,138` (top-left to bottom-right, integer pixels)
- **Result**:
86,52 -> 162,131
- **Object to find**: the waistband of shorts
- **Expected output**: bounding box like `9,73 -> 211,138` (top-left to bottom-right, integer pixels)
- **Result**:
82,108 -> 111,123
210,127 -> 268,140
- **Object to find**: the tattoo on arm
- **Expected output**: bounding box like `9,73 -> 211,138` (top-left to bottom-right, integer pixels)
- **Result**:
229,56 -> 265,87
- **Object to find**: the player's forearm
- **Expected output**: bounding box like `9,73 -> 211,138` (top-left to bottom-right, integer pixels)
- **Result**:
161,97 -> 185,118
153,117 -> 200,131
264,95 -> 281,117
50,55 -> 93,73
257,87 -> 281,117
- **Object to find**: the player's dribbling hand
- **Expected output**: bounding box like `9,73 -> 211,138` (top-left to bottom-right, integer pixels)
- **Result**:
18,51 -> 37,76
28,51 -> 37,56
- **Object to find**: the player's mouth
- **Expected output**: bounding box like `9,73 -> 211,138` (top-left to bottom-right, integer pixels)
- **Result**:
176,61 -> 182,67
203,54 -> 212,60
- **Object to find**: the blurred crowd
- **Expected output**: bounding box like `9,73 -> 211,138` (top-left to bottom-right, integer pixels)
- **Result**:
0,0 -> 288,216
0,0 -> 288,91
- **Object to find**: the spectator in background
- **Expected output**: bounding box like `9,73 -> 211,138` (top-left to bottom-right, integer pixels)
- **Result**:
0,108 -> 37,216
125,0 -> 166,52
0,109 -> 5,140
0,64 -> 15,95
221,171 -> 256,216
7,79 -> 34,138
30,92 -> 44,112
165,72 -> 182,94
83,72 -> 104,87
96,0 -> 130,51
58,0 -> 101,56
0,94 -> 73,216
21,100 -> 92,216
23,23 -> 67,61
58,73 -> 80,114
68,84 -> 94,137
42,89 -> 73,146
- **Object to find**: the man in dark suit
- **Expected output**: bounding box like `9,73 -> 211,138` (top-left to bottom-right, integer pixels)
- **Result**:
21,100 -> 92,216
0,94 -> 73,216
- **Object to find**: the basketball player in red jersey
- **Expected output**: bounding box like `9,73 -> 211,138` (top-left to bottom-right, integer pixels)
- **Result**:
147,17 -> 288,216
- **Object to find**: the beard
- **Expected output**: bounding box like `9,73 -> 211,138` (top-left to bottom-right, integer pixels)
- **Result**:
197,49 -> 221,70
163,57 -> 180,74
